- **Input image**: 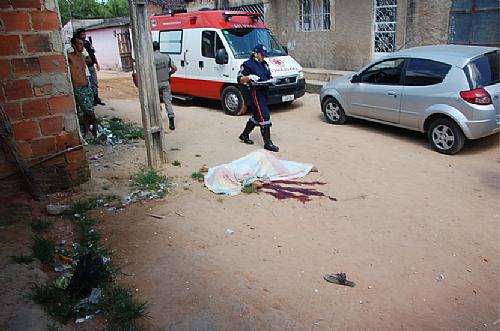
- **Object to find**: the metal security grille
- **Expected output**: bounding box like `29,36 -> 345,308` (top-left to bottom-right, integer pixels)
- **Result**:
298,0 -> 331,32
225,3 -> 265,21
374,0 -> 397,52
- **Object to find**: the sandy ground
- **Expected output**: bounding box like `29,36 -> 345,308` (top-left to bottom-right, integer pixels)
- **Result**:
83,73 -> 500,331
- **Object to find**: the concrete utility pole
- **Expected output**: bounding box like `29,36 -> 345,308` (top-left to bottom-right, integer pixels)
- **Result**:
128,0 -> 168,169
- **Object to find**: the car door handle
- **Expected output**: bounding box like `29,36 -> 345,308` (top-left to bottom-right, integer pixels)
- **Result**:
387,91 -> 397,98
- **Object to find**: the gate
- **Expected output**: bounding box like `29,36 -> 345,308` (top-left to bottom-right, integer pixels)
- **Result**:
117,30 -> 133,72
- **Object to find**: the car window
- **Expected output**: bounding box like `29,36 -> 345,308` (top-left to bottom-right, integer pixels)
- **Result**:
465,50 -> 500,88
159,30 -> 182,54
360,58 -> 405,85
202,31 -> 226,58
403,58 -> 451,86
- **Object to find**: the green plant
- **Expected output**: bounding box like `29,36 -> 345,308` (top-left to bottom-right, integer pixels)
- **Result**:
32,237 -> 55,265
66,195 -> 119,216
99,287 -> 147,330
171,160 -> 181,167
30,284 -> 77,322
191,171 -> 205,182
46,323 -> 62,331
11,255 -> 34,264
31,219 -> 54,234
131,169 -> 169,190
97,117 -> 144,142
241,185 -> 259,194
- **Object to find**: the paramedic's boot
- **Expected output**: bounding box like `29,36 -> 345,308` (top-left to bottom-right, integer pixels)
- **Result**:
261,127 -> 279,152
169,117 -> 175,130
239,120 -> 255,144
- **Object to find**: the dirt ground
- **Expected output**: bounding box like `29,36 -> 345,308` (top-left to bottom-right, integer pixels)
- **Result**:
88,71 -> 500,331
2,70 -> 498,330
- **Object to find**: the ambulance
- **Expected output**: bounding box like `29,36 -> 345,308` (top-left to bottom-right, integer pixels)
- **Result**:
150,10 -> 305,115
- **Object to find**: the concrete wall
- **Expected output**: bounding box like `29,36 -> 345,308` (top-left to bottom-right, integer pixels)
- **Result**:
0,0 -> 90,193
404,0 -> 452,48
86,27 -> 125,71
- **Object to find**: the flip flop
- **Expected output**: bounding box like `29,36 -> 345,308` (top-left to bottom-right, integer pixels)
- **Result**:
323,273 -> 356,287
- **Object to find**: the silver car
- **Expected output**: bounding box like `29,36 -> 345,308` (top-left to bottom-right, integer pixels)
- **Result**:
320,45 -> 500,154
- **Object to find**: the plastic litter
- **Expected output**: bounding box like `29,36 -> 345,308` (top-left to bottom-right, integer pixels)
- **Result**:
46,204 -> 71,215
226,228 -> 235,235
68,253 -> 105,297
75,315 -> 93,323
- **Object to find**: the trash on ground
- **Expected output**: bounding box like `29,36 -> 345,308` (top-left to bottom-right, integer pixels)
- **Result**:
226,228 -> 235,236
437,273 -> 445,281
323,273 -> 356,287
46,204 -> 71,215
199,165 -> 209,173
54,273 -> 72,289
146,213 -> 165,219
68,253 -> 105,297
79,288 -> 102,306
75,315 -> 93,323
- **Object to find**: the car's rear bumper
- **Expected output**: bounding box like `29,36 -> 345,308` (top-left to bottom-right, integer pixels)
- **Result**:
462,117 -> 500,139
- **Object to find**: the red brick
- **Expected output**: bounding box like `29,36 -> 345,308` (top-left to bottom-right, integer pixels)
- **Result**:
65,148 -> 86,162
12,58 -> 40,77
31,11 -> 60,31
23,34 -> 51,53
39,115 -> 63,135
33,84 -> 51,96
0,11 -> 30,32
4,102 -> 22,121
0,1 -> 12,8
12,0 -> 42,9
30,136 -> 56,157
3,79 -> 32,100
22,98 -> 49,118
15,141 -> 33,158
0,161 -> 16,175
39,54 -> 66,73
57,132 -> 81,150
66,161 -> 82,171
48,94 -> 73,114
0,35 -> 22,56
12,120 -> 40,140
0,59 -> 11,81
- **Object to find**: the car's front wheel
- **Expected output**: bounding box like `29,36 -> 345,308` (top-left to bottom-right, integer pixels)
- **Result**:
427,117 -> 465,155
322,97 -> 346,124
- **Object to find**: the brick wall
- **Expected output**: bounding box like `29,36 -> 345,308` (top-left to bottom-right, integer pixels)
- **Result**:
0,0 -> 90,193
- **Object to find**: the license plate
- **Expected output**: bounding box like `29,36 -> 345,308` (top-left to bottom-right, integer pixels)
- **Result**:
282,95 -> 294,102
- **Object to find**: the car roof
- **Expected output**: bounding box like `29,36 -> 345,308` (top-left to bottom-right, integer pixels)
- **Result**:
383,44 -> 499,67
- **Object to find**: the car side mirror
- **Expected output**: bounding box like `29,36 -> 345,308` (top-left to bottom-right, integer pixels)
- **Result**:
351,74 -> 360,83
215,49 -> 228,65
283,46 -> 288,55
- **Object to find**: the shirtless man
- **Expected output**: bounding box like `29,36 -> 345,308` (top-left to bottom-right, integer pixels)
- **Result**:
68,37 -> 97,139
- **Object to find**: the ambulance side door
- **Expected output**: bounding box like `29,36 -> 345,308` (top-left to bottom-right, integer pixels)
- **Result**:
158,29 -> 185,94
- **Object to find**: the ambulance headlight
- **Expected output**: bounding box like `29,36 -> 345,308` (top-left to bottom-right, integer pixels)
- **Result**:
298,71 -> 304,80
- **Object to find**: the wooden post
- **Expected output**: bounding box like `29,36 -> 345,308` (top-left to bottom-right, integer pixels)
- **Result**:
128,0 -> 168,169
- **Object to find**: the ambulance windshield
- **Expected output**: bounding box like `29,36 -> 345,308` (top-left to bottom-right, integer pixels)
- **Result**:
222,28 -> 287,58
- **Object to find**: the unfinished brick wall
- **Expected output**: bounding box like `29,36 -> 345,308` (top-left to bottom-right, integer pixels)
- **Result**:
0,0 -> 90,193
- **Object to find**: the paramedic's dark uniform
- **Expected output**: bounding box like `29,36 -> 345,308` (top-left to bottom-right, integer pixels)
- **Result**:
237,58 -> 273,128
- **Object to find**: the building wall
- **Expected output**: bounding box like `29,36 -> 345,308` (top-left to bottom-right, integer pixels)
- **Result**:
86,27 -> 125,71
0,0 -> 90,193
404,0 -> 452,48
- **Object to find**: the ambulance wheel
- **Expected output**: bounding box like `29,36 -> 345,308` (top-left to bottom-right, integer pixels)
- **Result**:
222,86 -> 247,116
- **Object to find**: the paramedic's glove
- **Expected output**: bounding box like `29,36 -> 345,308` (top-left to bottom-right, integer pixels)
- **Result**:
248,74 -> 261,82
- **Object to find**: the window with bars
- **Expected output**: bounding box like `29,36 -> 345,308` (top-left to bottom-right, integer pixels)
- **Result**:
374,0 -> 397,53
448,0 -> 499,46
298,0 -> 331,32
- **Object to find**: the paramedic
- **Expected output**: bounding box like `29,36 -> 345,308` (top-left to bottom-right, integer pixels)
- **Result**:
237,44 -> 279,152
153,41 -> 177,130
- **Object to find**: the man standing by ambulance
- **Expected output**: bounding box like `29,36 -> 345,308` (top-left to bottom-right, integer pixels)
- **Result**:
153,41 -> 177,130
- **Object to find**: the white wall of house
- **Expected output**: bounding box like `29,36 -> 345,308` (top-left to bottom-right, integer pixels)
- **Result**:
86,27 -> 123,71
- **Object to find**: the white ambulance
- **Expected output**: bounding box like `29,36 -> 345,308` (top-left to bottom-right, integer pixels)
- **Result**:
150,10 -> 305,115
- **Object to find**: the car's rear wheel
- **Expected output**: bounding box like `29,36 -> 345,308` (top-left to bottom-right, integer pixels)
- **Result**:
221,86 -> 247,116
322,97 -> 346,124
427,118 -> 465,155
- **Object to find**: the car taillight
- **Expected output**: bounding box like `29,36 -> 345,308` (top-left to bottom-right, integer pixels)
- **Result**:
460,88 -> 492,105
